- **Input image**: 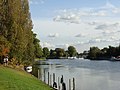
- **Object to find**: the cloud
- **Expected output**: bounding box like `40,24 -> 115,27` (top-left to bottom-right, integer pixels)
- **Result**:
74,38 -> 109,45
41,42 -> 70,50
87,36 -> 120,44
90,10 -> 107,16
86,21 -> 99,25
102,30 -> 117,35
101,1 -> 116,9
75,33 -> 86,37
53,14 -> 80,24
40,42 -> 55,48
95,23 -> 120,30
95,24 -> 108,30
53,2 -> 120,24
76,41 -> 86,45
48,33 -> 59,38
110,36 -> 117,40
99,1 -> 120,14
29,0 -> 45,5
88,38 -> 102,43
56,44 -> 69,50
88,39 -> 109,44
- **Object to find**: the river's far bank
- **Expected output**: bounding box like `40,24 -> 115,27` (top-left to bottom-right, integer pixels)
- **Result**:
0,65 -> 53,90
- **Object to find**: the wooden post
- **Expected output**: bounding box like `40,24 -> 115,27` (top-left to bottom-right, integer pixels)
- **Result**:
50,74 -> 52,86
53,73 -> 55,82
48,72 -> 49,85
61,75 -> 63,83
62,75 -> 63,80
38,69 -> 40,79
44,69 -> 46,83
58,77 -> 60,90
69,79 -> 71,90
73,78 -> 75,90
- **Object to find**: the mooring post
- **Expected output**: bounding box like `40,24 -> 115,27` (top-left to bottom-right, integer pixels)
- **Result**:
73,78 -> 75,90
69,79 -> 71,90
44,69 -> 46,83
48,72 -> 49,85
58,77 -> 60,90
38,69 -> 40,79
61,75 -> 63,83
50,74 -> 52,86
53,73 -> 55,83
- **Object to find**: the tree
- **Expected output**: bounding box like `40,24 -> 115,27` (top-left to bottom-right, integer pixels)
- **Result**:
43,47 -> 50,58
88,47 -> 101,59
0,35 -> 11,63
64,51 -> 69,58
33,34 -> 43,58
0,0 -> 42,65
49,49 -> 57,59
68,46 -> 77,57
55,48 -> 65,58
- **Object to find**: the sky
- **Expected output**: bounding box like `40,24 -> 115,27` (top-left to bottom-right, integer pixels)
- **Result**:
29,0 -> 120,53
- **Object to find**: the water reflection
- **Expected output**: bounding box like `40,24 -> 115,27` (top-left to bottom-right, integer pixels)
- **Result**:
34,59 -> 120,90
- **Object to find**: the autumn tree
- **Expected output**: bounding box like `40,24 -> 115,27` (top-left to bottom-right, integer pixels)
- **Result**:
0,0 -> 43,65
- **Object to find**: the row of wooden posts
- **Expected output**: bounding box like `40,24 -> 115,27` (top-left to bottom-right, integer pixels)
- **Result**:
37,69 -> 75,90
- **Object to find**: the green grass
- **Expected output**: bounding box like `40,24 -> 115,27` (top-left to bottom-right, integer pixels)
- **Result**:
0,66 -> 52,90
35,57 -> 46,61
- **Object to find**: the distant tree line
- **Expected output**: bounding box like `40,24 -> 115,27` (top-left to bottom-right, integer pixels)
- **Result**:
87,45 -> 120,60
42,46 -> 78,59
0,0 -> 43,65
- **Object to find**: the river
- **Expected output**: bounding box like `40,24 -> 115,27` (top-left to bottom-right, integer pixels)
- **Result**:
34,59 -> 120,90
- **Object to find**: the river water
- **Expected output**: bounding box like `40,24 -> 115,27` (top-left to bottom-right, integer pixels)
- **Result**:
34,59 -> 120,90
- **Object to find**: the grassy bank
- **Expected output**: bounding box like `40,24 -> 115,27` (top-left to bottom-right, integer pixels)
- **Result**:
0,66 -> 52,90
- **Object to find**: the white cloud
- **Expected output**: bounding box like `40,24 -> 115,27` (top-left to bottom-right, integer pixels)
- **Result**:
110,36 -> 117,41
95,22 -> 120,30
101,1 -> 116,9
90,10 -> 107,16
88,36 -> 120,44
40,42 -> 70,50
95,24 -> 107,30
53,2 -> 120,24
88,38 -> 102,44
86,21 -> 99,25
40,42 -> 55,49
29,0 -> 45,5
102,30 -> 117,35
74,41 -> 86,45
33,19 -> 120,52
53,14 -> 80,24
48,33 -> 59,38
100,2 -> 120,16
56,44 -> 69,50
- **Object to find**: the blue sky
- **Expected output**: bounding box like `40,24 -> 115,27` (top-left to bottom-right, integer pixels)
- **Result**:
29,0 -> 120,52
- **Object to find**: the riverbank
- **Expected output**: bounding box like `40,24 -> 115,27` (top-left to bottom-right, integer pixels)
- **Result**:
0,66 -> 52,90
